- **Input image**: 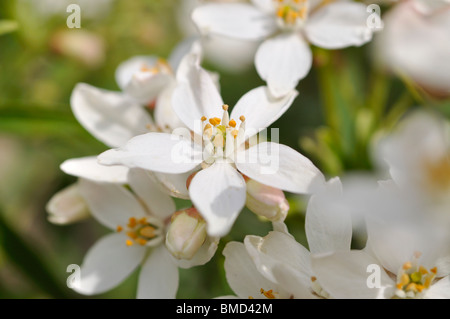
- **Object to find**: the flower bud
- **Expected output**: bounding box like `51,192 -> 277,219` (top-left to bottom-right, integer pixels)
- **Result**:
245,178 -> 289,221
46,183 -> 90,225
165,207 -> 207,260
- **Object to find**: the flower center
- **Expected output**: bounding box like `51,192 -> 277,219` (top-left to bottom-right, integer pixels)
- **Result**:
394,252 -> 437,299
274,0 -> 308,30
200,104 -> 246,165
140,58 -> 173,76
117,216 -> 164,247
424,154 -> 450,191
248,288 -> 279,299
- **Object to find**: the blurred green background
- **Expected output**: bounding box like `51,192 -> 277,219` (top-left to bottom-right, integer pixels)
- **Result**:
1,0 -> 449,299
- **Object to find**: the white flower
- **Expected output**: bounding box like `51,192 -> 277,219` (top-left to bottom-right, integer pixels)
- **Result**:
222,178 -> 352,298
99,61 -> 325,237
373,111 -> 450,222
376,0 -> 450,95
178,0 -> 259,73
73,168 -> 218,298
311,216 -> 450,299
192,0 -> 373,97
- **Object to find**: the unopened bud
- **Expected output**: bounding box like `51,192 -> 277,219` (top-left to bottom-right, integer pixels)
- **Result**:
46,183 -> 90,225
245,179 -> 289,221
165,207 -> 207,260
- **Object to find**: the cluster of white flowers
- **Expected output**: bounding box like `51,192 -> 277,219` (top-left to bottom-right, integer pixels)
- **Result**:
47,0 -> 450,299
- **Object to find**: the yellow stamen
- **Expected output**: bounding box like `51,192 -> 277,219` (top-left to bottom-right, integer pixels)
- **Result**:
419,266 -> 429,275
260,289 -> 276,299
126,240 -> 134,246
128,217 -> 137,228
213,134 -> 224,148
229,119 -> 236,128
116,225 -> 123,232
416,285 -> 425,292
431,267 -> 437,274
231,129 -> 239,139
311,276 -> 317,282
396,283 -> 403,290
239,115 -> 246,122
222,104 -> 229,111
201,116 -> 207,122
137,238 -> 148,246
400,274 -> 410,286
127,232 -> 138,239
403,262 -> 412,270
140,226 -> 155,238
208,117 -> 221,126
406,283 -> 417,292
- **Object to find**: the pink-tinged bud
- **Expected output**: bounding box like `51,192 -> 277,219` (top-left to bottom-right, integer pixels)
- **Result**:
245,179 -> 289,221
46,183 -> 90,225
165,207 -> 207,260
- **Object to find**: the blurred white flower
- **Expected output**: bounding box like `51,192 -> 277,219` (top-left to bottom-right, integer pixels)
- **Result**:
99,61 -> 324,237
311,216 -> 450,298
178,0 -> 258,73
192,0 -> 373,97
376,0 -> 450,95
72,168 -> 218,298
222,178 -> 352,298
374,111 -> 450,223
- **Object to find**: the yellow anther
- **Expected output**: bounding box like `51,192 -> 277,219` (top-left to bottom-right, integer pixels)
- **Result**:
403,262 -> 412,270
128,217 -> 137,228
201,116 -> 207,122
400,274 -> 410,286
276,7 -> 285,17
116,225 -> 123,232
139,217 -> 147,225
396,283 -> 403,290
424,275 -> 433,288
416,285 -> 425,292
126,240 -> 134,246
222,104 -> 229,111
229,119 -> 236,128
208,117 -> 221,126
127,232 -> 138,239
311,276 -> 317,282
430,267 -> 437,274
260,289 -> 276,299
406,283 -> 418,292
137,238 -> 148,246
239,115 -> 246,122
140,226 -> 155,238
231,129 -> 239,139
419,266 -> 429,275
248,296 -> 254,299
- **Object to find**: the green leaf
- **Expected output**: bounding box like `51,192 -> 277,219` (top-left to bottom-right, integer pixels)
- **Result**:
0,20 -> 18,36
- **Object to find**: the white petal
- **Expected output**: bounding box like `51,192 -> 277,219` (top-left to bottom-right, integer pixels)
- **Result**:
271,264 -> 316,299
192,3 -> 276,41
128,168 -> 176,220
251,0 -> 276,14
425,276 -> 450,299
46,182 -> 90,225
78,179 -> 147,230
98,132 -> 202,174
189,162 -> 246,237
377,1 -> 450,93
255,33 -> 312,98
172,64 -> 224,134
60,156 -> 129,184
70,83 -> 153,148
173,236 -> 219,269
230,86 -> 298,138
154,85 -> 185,132
311,250 -> 394,299
244,232 -> 312,285
115,55 -> 158,91
123,71 -> 173,105
168,37 -> 200,73
73,233 -> 146,295
236,142 -> 326,194
137,246 -> 179,299
304,1 -> 373,49
305,178 -> 353,254
148,170 -> 194,200
223,242 -> 278,299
